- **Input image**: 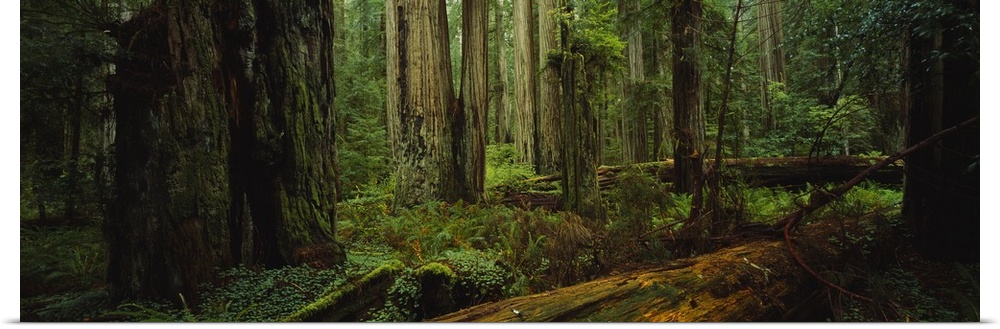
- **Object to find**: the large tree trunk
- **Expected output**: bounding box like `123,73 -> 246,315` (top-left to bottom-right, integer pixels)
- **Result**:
512,0 -> 537,166
902,0 -> 979,263
237,0 -> 344,267
431,219 -> 856,322
456,0 -> 489,202
535,0 -> 562,175
386,0 -> 460,207
107,2 -> 233,303
619,0 -> 648,164
62,74 -> 85,222
106,0 -> 344,303
559,10 -> 604,220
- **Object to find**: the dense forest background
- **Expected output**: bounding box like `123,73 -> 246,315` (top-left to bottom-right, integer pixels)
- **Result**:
17,0 -> 986,322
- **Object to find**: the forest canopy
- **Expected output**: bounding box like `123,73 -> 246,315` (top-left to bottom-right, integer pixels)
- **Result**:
17,0 -> 981,322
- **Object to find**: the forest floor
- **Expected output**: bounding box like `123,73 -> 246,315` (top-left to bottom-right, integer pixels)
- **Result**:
19,165 -> 980,322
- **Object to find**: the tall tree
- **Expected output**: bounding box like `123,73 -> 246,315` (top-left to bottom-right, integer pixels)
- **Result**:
671,0 -> 705,195
513,0 -> 538,166
106,0 -> 344,303
755,0 -> 784,131
536,0 -> 562,174
618,0 -> 648,164
901,0 -> 978,263
386,0 -> 459,207
456,0 -> 489,201
386,0 -> 487,206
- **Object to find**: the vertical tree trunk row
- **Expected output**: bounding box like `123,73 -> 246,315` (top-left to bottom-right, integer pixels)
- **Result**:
513,0 -> 537,166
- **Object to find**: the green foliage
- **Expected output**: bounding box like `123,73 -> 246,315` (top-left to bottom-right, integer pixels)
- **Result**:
20,225 -> 106,295
439,249 -> 508,304
485,144 -> 536,191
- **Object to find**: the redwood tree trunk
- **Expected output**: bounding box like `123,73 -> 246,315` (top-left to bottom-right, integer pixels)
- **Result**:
386,0 -> 460,207
457,0 -> 489,202
107,2 -> 233,303
106,0 -> 345,303
512,0 -> 537,166
490,0 -> 513,144
536,0 -> 562,175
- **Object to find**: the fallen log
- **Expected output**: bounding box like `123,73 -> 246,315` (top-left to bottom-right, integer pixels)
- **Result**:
498,156 -> 903,210
431,219 -> 858,322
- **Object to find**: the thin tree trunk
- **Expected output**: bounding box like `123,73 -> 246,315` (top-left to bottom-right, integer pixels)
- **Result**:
536,0 -> 562,174
63,74 -> 84,222
513,0 -> 537,166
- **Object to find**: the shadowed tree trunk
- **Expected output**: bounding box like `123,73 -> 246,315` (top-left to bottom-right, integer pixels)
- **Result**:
107,2 -> 233,303
106,0 -> 344,303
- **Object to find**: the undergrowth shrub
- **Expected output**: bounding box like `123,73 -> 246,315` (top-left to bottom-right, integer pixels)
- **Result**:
20,225 -> 105,296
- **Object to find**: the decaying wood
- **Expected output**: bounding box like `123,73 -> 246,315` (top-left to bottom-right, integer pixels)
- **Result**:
498,156 -> 903,210
431,219 -> 857,322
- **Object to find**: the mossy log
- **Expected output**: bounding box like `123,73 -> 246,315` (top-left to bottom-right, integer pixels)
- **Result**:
499,156 -> 903,210
431,220 -> 855,322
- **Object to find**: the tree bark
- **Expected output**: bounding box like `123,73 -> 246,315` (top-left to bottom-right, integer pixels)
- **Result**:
672,0 -> 704,196
107,2 -> 232,303
902,0 -> 979,263
456,0 -> 489,202
536,0 -> 562,175
512,0 -> 537,166
386,0 -> 460,207
106,0 -> 345,302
